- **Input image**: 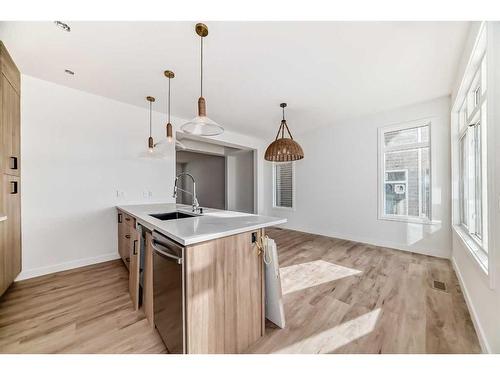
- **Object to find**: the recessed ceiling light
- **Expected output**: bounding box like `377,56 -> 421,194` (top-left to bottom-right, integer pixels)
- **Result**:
54,21 -> 71,32
64,69 -> 75,76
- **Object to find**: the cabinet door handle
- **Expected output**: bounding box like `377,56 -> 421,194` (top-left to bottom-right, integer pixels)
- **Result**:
118,213 -> 123,223
10,157 -> 18,170
133,240 -> 138,255
125,217 -> 130,222
10,181 -> 18,194
125,234 -> 131,239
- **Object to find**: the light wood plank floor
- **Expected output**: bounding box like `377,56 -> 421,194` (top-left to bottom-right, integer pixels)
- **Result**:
0,260 -> 166,353
248,228 -> 481,353
0,228 -> 481,354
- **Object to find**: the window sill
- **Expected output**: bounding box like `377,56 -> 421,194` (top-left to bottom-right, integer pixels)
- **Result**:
452,225 -> 489,275
272,205 -> 295,212
378,214 -> 440,225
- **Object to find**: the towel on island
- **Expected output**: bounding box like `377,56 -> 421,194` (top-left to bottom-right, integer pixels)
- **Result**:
264,236 -> 286,328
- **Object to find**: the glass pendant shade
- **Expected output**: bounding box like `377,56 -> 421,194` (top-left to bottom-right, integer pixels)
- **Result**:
182,116 -> 223,136
183,23 -> 224,137
265,103 -> 304,162
182,97 -> 223,136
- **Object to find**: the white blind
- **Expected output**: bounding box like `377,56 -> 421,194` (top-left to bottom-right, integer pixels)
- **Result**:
274,163 -> 293,208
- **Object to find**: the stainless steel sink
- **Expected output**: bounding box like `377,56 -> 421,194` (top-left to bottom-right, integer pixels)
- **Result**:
149,211 -> 198,221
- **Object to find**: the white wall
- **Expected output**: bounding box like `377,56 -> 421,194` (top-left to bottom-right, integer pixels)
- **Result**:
450,22 -> 500,354
227,150 -> 255,213
265,96 -> 452,258
19,75 -> 178,279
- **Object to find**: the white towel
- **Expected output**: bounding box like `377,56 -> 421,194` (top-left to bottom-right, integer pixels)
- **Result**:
264,237 -> 286,328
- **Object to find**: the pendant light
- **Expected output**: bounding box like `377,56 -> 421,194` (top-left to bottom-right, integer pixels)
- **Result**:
181,23 -> 224,136
139,96 -> 166,159
164,70 -> 174,143
264,103 -> 304,162
146,96 -> 155,152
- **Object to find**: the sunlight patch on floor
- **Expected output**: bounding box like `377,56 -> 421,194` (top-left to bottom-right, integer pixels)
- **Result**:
280,259 -> 361,295
274,308 -> 381,353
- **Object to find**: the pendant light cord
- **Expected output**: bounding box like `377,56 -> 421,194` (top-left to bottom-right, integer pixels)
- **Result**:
168,77 -> 171,123
149,101 -> 152,137
200,36 -> 203,97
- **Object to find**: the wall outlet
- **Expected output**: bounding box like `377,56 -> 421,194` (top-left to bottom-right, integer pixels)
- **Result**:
116,190 -> 125,199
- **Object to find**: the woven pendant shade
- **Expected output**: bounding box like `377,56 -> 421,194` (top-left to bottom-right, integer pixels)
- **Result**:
265,103 -> 304,162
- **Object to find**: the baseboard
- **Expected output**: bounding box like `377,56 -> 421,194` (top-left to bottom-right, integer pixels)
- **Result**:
451,256 -> 491,354
15,252 -> 121,281
275,224 -> 450,259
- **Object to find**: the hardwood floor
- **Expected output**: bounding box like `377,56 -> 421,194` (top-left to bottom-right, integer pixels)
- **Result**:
248,228 -> 481,353
0,228 -> 481,354
0,260 -> 166,353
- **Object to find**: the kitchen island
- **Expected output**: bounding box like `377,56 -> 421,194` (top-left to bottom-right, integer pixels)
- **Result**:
115,203 -> 286,354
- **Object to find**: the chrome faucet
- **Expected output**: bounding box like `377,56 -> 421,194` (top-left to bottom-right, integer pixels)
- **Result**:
173,172 -> 200,212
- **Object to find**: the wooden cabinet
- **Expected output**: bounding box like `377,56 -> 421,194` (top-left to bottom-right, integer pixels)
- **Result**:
1,175 -> 21,290
0,42 -> 20,94
117,212 -> 130,268
128,225 -> 141,310
1,74 -> 20,176
0,41 -> 21,297
117,211 -> 137,269
116,209 -> 140,310
184,229 -> 265,354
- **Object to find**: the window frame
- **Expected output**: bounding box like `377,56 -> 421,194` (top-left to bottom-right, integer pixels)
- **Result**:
455,52 -> 488,270
377,119 -> 433,224
451,22 -> 492,282
272,162 -> 296,211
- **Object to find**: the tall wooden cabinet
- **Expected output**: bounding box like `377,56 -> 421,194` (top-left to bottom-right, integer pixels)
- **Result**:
0,41 -> 22,297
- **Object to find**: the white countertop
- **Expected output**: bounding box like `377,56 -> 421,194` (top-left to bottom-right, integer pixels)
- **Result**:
116,203 -> 286,246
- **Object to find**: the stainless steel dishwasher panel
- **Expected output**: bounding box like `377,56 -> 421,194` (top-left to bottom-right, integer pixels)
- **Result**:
152,231 -> 185,354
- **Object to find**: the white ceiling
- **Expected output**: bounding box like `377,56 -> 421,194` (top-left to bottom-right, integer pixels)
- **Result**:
0,21 -> 469,139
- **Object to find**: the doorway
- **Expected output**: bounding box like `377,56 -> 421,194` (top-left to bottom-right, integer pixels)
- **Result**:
175,133 -> 256,213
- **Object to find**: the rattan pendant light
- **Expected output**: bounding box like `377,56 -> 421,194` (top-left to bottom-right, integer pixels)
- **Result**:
181,23 -> 224,136
265,103 -> 304,162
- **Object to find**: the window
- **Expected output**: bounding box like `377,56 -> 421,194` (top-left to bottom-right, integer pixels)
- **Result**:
378,121 -> 431,223
273,162 -> 294,209
451,24 -> 490,276
457,52 -> 487,257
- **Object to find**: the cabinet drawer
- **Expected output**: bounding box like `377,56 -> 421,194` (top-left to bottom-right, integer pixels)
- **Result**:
123,213 -> 136,227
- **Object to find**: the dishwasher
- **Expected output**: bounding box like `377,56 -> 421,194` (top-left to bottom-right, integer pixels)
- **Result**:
152,230 -> 186,354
